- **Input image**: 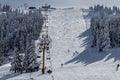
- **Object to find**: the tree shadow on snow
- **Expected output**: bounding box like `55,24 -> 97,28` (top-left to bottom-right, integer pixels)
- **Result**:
65,29 -> 120,65
65,48 -> 107,65
78,29 -> 91,49
104,49 -> 120,62
0,73 -> 20,80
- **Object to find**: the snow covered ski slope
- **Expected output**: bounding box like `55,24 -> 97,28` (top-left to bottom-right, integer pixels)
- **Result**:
44,8 -> 120,80
0,8 -> 120,80
47,9 -> 87,68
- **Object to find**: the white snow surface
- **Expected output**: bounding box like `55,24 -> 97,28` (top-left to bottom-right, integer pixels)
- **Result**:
0,8 -> 120,80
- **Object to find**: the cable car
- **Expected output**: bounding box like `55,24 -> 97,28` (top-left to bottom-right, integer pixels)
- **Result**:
29,7 -> 36,9
39,48 -> 42,53
45,40 -> 50,45
46,46 -> 49,50
46,49 -> 50,53
40,41 -> 44,46
46,55 -> 51,60
39,46 -> 42,49
37,56 -> 41,58
47,69 -> 52,74
46,20 -> 48,23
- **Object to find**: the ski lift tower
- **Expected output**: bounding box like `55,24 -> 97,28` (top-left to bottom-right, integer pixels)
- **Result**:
39,10 -> 52,74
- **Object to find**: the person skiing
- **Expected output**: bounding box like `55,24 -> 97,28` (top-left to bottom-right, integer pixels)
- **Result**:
51,75 -> 54,80
75,51 -> 79,54
68,49 -> 70,53
61,63 -> 63,68
116,64 -> 120,71
73,51 -> 79,56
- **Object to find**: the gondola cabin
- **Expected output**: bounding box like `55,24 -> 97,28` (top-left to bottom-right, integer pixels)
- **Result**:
29,7 -> 36,10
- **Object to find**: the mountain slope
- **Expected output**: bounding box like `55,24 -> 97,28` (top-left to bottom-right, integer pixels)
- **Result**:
0,8 -> 120,80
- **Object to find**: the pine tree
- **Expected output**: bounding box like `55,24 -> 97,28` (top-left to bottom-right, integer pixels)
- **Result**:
19,34 -> 25,53
109,18 -> 117,47
97,19 -> 110,51
0,40 -> 4,65
14,32 -> 20,50
90,16 -> 101,47
23,40 -> 38,72
90,5 -> 120,51
0,5 -> 43,65
117,24 -> 120,46
11,48 -> 23,73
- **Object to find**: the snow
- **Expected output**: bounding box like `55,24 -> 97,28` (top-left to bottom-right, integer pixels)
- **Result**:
47,9 -> 86,68
0,8 -> 120,80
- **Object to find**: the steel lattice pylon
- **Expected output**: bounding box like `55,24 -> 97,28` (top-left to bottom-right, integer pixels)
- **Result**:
39,10 -> 52,74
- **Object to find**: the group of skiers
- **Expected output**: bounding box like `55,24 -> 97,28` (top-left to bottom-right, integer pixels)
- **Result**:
73,51 -> 79,56
68,49 -> 79,56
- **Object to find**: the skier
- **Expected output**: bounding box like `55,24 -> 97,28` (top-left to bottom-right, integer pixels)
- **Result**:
73,51 -> 79,56
73,52 -> 75,56
116,64 -> 120,71
61,63 -> 63,68
51,75 -> 54,80
68,49 -> 70,53
75,51 -> 79,54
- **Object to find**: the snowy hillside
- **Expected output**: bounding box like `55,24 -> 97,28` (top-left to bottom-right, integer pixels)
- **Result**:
0,8 -> 120,80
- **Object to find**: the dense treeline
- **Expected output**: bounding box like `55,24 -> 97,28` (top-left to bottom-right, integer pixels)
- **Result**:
89,5 -> 120,51
88,5 -> 120,18
0,4 -> 43,65
0,4 -> 12,12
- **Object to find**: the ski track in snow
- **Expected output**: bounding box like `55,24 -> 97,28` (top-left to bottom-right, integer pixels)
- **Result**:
0,8 -> 120,80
